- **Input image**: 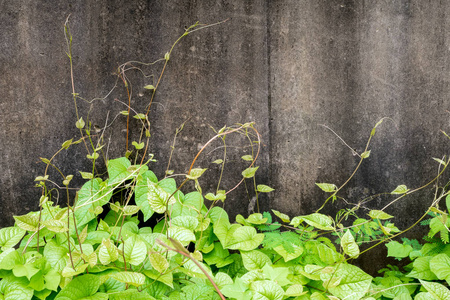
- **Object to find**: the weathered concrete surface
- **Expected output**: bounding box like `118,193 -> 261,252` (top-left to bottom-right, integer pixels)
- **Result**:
0,1 -> 269,225
1,0 -> 450,274
268,0 -> 450,272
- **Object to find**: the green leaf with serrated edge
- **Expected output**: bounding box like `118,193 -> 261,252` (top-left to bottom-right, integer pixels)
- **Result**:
361,150 -> 371,158
186,168 -> 207,180
0,227 -> 26,251
315,183 -> 337,193
242,166 -> 259,178
79,171 -> 93,179
107,157 -> 132,185
171,216 -> 199,231
54,274 -> 106,300
119,236 -> 147,266
386,241 -> 413,259
0,274 -> 34,300
135,171 -> 158,221
284,284 -> 304,297
391,185 -> 409,194
241,250 -> 272,271
147,181 -> 174,214
109,272 -> 145,287
430,254 -> 450,284
257,184 -> 275,193
75,178 -> 111,227
341,230 -> 360,258
142,268 -> 173,288
290,213 -> 334,230
272,210 -> 290,222
108,289 -> 155,300
250,280 -> 284,300
320,264 -> 372,300
420,280 -> 450,300
368,210 -> 394,220
241,155 -> 253,161
98,239 -> 119,265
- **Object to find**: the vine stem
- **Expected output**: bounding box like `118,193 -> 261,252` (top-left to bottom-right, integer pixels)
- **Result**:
157,238 -> 226,300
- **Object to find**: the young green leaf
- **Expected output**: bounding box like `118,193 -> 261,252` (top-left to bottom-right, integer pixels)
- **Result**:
86,152 -> 99,160
272,210 -> 290,222
133,113 -> 147,120
241,155 -> 253,161
433,157 -> 447,166
368,210 -> 394,220
79,171 -> 93,179
186,168 -> 207,180
361,150 -> 371,159
61,139 -> 72,149
257,184 -> 275,193
212,159 -> 223,164
242,167 -> 259,179
144,84 -> 155,90
391,185 -> 409,195
315,183 -> 337,193
75,117 -> 85,129
341,230 -> 360,258
132,141 -> 144,150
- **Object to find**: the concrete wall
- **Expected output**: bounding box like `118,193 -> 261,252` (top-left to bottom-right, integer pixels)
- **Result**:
1,1 -> 450,272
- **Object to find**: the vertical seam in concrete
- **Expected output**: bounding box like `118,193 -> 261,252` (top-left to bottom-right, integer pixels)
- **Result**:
265,0 -> 273,204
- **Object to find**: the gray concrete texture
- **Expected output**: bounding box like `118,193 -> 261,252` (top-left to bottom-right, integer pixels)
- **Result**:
1,1 -> 450,273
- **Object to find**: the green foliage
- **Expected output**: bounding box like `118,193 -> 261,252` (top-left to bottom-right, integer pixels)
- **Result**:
6,16 -> 450,300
